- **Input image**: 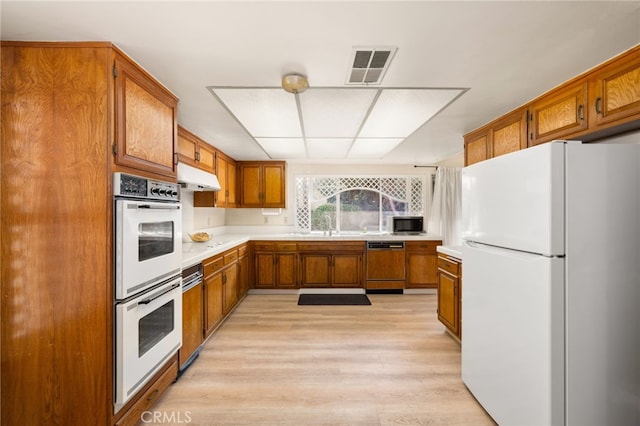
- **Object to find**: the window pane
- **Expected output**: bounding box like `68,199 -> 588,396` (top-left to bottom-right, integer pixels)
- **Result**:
310,195 -> 336,232
340,189 -> 379,232
382,195 -> 408,230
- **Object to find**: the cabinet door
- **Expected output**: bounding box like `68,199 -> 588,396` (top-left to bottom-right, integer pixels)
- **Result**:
491,108 -> 528,158
239,163 -> 262,207
204,272 -> 223,337
437,270 -> 459,336
215,155 -> 229,207
179,282 -> 203,369
465,133 -> 489,166
332,254 -> 361,287
301,254 -> 331,287
223,264 -> 239,314
198,142 -> 216,174
227,159 -> 237,207
114,56 -> 178,178
238,254 -> 251,296
276,253 -> 298,288
406,252 -> 438,289
591,50 -> 640,129
177,129 -> 198,167
529,80 -> 588,146
254,252 -> 276,288
263,163 -> 286,207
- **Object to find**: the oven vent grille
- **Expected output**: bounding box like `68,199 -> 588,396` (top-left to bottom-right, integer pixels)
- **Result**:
346,46 -> 397,85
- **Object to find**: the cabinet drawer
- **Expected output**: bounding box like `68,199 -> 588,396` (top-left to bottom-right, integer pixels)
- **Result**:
405,240 -> 441,252
238,244 -> 249,257
437,256 -> 460,276
253,242 -> 275,251
224,250 -> 238,265
115,358 -> 178,426
203,256 -> 224,277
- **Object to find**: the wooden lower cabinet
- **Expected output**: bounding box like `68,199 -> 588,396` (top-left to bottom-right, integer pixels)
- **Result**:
238,244 -> 252,296
299,242 -> 364,288
405,241 -> 441,289
179,282 -> 204,370
222,263 -> 239,314
437,254 -> 462,339
204,267 -> 224,338
203,247 -> 244,337
254,242 -> 298,288
114,356 -> 178,426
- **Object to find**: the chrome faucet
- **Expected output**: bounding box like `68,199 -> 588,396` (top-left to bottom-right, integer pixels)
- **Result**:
323,214 -> 333,236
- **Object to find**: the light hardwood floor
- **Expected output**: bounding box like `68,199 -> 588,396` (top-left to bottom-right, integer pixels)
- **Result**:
153,294 -> 495,425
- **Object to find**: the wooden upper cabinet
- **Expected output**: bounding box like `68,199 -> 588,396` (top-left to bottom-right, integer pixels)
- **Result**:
529,79 -> 588,146
114,54 -> 178,178
193,151 -> 236,208
590,46 -> 640,130
238,161 -> 286,208
464,132 -> 489,166
177,126 -> 216,173
491,107 -> 528,157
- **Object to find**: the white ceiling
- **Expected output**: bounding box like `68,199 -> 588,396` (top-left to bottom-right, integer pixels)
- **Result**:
2,1 -> 640,165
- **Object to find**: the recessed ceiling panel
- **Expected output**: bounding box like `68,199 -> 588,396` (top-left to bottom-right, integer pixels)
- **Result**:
255,137 -> 307,159
358,88 -> 463,138
211,88 -> 301,137
348,138 -> 404,159
299,88 -> 378,138
306,138 -> 353,158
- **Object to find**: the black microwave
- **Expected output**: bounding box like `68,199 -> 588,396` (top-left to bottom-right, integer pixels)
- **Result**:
392,216 -> 424,235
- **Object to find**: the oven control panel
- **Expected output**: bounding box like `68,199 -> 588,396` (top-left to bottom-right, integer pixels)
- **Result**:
113,173 -> 180,201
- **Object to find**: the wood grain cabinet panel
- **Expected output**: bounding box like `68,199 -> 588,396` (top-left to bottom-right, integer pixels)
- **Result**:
301,254 -> 332,287
179,282 -> 203,370
437,254 -> 462,339
464,133 -> 489,166
529,79 -> 588,146
254,242 -> 298,289
491,108 -> 528,157
238,161 -> 286,208
204,271 -> 224,337
114,54 -> 178,178
194,151 -> 237,208
177,126 -> 216,173
405,241 -> 441,289
332,254 -> 362,287
1,41 -> 181,426
591,48 -> 640,130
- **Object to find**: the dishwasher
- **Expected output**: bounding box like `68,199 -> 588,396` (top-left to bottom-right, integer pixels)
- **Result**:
366,241 -> 405,293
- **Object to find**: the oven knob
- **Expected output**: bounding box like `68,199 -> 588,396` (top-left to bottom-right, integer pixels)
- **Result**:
171,190 -> 178,197
150,187 -> 160,195
158,188 -> 167,196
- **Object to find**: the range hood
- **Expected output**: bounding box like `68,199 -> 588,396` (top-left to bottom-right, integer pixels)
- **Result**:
177,163 -> 221,191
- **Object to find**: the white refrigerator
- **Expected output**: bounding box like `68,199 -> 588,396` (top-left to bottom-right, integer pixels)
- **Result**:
461,140 -> 640,426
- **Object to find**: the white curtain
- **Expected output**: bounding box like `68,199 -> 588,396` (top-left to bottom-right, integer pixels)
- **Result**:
428,167 -> 462,246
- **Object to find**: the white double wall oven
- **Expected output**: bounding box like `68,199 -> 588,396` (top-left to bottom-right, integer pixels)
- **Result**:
113,172 -> 183,413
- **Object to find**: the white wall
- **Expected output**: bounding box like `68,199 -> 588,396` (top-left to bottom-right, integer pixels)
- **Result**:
594,129 -> 640,144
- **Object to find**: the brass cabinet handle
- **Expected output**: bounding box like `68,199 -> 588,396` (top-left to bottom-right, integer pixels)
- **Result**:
595,97 -> 602,114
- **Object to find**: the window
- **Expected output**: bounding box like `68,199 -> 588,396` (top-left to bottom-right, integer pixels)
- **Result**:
295,176 -> 426,233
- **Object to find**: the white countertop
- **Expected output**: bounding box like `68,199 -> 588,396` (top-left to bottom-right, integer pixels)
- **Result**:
436,245 -> 463,260
182,232 -> 443,268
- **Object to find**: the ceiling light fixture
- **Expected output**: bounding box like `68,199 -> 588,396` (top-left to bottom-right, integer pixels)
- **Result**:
281,73 -> 309,94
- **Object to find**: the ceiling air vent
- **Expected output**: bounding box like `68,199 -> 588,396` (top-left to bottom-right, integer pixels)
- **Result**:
346,46 -> 397,85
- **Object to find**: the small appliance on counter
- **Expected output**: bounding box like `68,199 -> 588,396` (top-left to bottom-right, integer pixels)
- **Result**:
391,216 -> 424,235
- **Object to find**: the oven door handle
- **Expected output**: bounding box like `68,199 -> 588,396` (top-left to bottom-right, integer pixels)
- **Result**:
138,283 -> 180,305
135,204 -> 181,210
